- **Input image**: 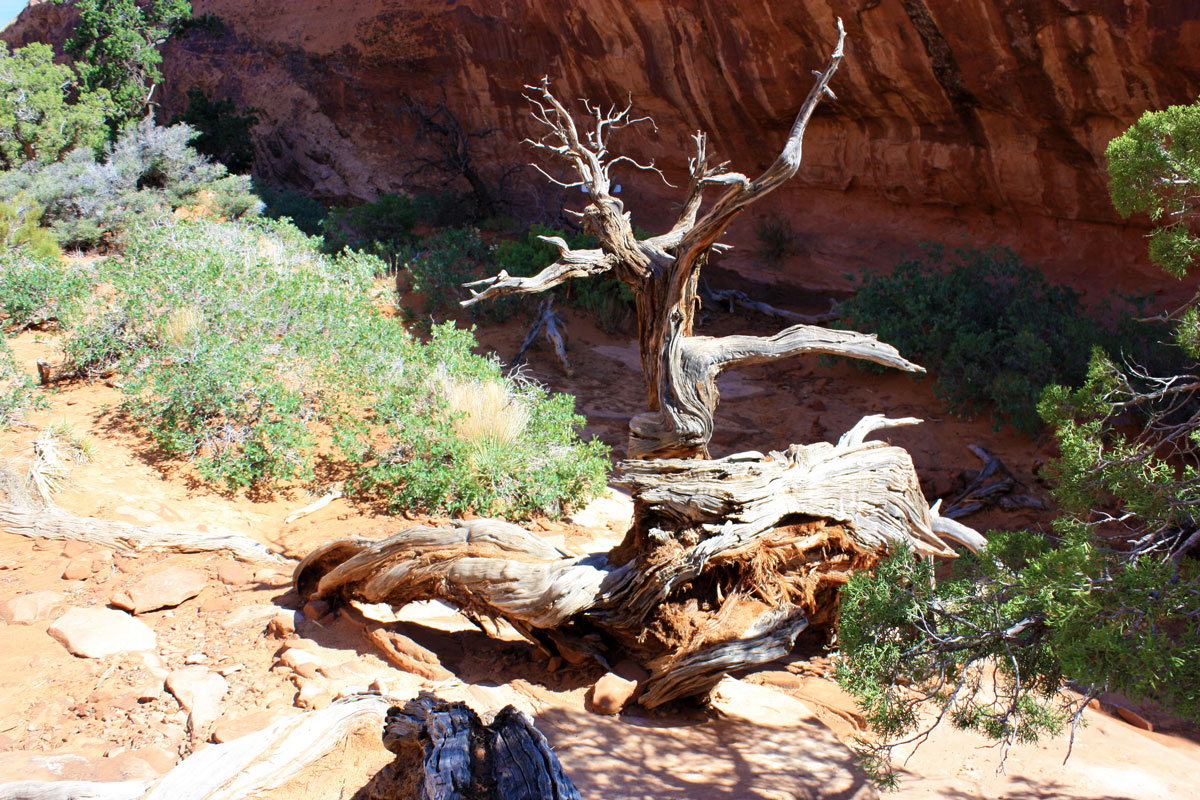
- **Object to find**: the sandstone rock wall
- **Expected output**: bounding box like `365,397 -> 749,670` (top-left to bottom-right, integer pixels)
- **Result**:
6,0 -> 1200,299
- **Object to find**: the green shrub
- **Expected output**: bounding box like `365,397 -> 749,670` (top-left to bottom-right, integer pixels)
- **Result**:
396,227 -> 492,316
491,224 -> 634,330
255,180 -> 329,236
346,323 -> 609,518
0,248 -> 91,331
0,42 -> 114,169
170,89 -> 259,173
0,119 -> 261,248
321,193 -> 427,256
59,0 -> 192,129
836,529 -> 1200,787
65,216 -> 608,512
753,211 -> 797,266
0,194 -> 61,260
0,338 -> 39,429
837,242 -> 1147,435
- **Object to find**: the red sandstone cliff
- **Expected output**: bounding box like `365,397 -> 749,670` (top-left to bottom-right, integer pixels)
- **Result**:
6,0 -> 1200,300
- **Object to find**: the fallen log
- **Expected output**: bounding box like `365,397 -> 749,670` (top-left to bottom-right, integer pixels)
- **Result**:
295,418 -> 985,708
0,503 -> 285,564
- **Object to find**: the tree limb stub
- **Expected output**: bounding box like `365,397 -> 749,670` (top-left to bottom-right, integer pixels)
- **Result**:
628,321 -> 924,460
461,244 -> 612,308
384,691 -> 581,800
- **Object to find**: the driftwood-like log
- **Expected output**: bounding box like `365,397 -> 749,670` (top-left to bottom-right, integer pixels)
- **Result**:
383,691 -> 581,800
701,283 -> 841,325
296,421 -> 985,707
0,696 -> 391,800
0,782 -> 152,800
0,503 -> 284,563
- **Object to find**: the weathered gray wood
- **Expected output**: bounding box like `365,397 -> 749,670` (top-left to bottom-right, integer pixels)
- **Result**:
0,782 -> 151,800
384,692 -> 581,800
461,22 -> 857,459
512,298 -> 572,376
145,695 -> 390,800
0,503 -> 284,563
639,606 -> 809,708
295,421 -> 985,705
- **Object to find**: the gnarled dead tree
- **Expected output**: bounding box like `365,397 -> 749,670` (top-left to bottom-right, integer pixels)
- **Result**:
296,20 -> 986,707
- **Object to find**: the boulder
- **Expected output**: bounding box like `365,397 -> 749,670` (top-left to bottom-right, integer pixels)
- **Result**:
47,607 -> 157,658
0,590 -> 67,625
111,566 -> 207,614
586,672 -> 638,716
166,666 -> 229,732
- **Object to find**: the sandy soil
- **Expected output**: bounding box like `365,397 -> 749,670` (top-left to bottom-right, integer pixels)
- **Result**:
1,281 -> 1197,798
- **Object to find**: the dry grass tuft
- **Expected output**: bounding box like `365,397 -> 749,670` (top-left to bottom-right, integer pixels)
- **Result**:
26,422 -> 95,502
159,306 -> 205,348
440,374 -> 530,452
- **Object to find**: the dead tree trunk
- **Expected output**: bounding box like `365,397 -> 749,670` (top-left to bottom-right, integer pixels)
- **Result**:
296,20 -> 987,706
461,20 -> 904,459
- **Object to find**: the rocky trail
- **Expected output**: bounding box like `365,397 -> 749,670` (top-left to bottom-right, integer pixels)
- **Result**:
1,290 -> 1199,799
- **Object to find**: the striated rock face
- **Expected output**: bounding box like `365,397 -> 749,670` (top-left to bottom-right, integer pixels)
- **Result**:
6,0 -> 1200,298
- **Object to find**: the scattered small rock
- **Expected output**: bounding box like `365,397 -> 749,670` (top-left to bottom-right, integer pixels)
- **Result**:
586,672 -> 638,715
613,659 -> 650,684
219,603 -> 281,631
215,560 -> 254,586
1116,706 -> 1154,732
267,610 -> 297,639
301,598 -> 331,621
279,646 -> 323,679
295,680 -> 331,710
211,710 -> 290,743
48,607 -> 157,658
132,746 -> 177,775
61,557 -> 93,581
0,590 -> 67,625
166,666 -> 228,733
62,541 -> 92,559
111,566 -> 207,614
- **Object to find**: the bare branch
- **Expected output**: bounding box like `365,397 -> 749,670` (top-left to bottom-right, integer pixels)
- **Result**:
679,17 -> 847,256
460,244 -> 613,307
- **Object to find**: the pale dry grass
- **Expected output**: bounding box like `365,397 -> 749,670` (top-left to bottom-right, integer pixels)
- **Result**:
159,306 -> 205,348
439,373 -> 530,451
26,422 -> 95,502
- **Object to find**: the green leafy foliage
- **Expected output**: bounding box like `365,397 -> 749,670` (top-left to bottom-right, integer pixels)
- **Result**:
254,181 -> 329,236
396,226 -> 492,316
0,119 -> 261,248
837,532 -> 1200,786
0,42 -> 114,169
0,338 -> 39,429
837,100 -> 1200,789
320,192 -> 461,256
0,247 -> 90,331
61,217 -> 608,512
837,243 -> 1145,435
169,89 -> 259,173
753,211 -> 798,266
58,0 -> 192,128
346,323 -> 609,518
1106,99 -> 1200,278
0,194 -> 62,260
